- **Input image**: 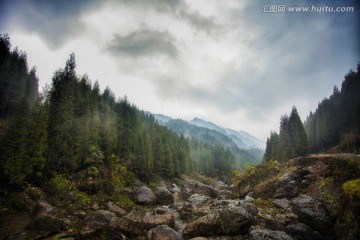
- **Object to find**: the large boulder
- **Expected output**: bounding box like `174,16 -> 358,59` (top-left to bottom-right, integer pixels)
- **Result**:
177,201 -> 210,222
15,187 -> 46,213
291,195 -> 334,235
80,210 -> 118,237
147,225 -> 183,240
171,183 -> 181,193
132,186 -> 156,205
182,214 -> 221,239
214,181 -> 230,191
142,212 -> 175,229
249,229 -> 293,240
218,205 -> 254,235
286,223 -> 322,240
154,187 -> 174,205
26,212 -> 69,232
181,179 -> 218,199
187,194 -> 211,206
106,201 -> 126,217
33,200 -> 56,215
116,207 -> 175,237
26,200 -> 69,232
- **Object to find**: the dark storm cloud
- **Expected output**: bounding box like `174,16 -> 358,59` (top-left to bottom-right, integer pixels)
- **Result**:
0,0 -> 102,50
0,0 -> 219,49
106,28 -> 178,59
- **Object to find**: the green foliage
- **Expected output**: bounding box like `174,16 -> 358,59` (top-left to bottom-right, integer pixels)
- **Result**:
0,97 -> 48,186
45,174 -> 76,199
73,191 -> 91,205
342,179 -> 360,198
233,160 -> 281,198
112,193 -> 135,206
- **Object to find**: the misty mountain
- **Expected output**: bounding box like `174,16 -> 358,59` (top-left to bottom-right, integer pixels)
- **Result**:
190,118 -> 265,149
153,114 -> 264,166
153,113 -> 172,125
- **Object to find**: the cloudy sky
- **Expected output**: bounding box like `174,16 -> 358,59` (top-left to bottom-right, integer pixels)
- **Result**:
0,0 -> 359,140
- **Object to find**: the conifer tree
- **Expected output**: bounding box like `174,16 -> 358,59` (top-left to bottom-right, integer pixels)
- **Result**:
47,53 -> 79,172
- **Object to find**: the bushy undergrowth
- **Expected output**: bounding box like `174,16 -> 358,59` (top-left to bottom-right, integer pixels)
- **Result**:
232,160 -> 280,198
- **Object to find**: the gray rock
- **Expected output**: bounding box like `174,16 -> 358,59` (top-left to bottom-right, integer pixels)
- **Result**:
245,195 -> 255,203
291,195 -> 333,234
132,186 -> 156,205
243,203 -> 258,215
177,201 -> 210,222
171,183 -> 181,193
214,181 -> 230,191
210,199 -> 242,213
188,194 -> 211,206
154,187 -> 174,205
273,199 -> 290,209
80,210 -> 118,237
181,179 -> 218,199
250,229 -> 293,240
33,200 -> 56,214
92,209 -> 116,223
106,201 -> 126,217
91,202 -> 100,210
286,223 -> 322,240
147,225 -> 183,240
142,212 -> 175,229
217,190 -> 231,198
182,213 -> 221,239
219,206 -> 253,235
116,208 -> 175,236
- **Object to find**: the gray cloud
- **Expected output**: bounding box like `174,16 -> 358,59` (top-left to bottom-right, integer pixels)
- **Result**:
115,0 -> 219,34
106,27 -> 178,59
0,0 -> 220,49
0,0 -> 102,50
179,9 -> 218,34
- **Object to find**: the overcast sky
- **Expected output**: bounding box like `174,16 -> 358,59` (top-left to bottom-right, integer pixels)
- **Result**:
0,0 -> 359,140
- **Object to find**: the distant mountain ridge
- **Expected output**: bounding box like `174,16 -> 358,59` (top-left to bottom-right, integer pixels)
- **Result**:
153,114 -> 265,150
152,114 -> 265,166
189,118 -> 265,149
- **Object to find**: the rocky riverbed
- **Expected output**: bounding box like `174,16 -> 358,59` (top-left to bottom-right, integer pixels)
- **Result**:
0,154 -> 359,239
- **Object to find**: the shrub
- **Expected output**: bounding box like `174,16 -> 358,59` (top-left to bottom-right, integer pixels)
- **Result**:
44,174 -> 76,199
342,179 -> 360,198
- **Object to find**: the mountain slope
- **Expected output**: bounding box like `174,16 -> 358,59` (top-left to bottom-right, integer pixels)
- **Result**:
190,118 -> 265,149
153,114 -> 264,167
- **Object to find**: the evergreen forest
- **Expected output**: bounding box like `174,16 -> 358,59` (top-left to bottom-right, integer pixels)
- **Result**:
0,34 -> 238,192
264,64 -> 360,162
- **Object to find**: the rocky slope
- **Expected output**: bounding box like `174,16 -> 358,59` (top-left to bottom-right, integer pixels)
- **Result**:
0,154 -> 359,239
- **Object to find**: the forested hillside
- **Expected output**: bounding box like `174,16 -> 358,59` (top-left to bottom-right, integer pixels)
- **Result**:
264,64 -> 360,162
304,65 -> 360,153
0,35 -> 195,190
156,117 -> 263,173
